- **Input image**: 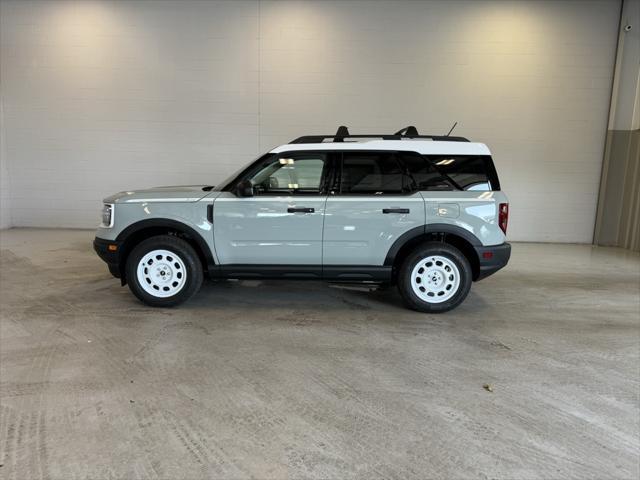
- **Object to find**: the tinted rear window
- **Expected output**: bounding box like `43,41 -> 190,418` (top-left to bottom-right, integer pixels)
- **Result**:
340,152 -> 408,194
401,153 -> 500,191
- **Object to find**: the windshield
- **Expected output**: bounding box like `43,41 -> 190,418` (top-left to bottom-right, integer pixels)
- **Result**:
213,153 -> 275,191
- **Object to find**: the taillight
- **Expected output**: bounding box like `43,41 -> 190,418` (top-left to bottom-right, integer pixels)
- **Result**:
498,203 -> 509,234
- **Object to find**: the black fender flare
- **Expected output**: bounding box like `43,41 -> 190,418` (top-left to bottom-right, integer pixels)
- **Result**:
115,218 -> 215,270
384,223 -> 481,266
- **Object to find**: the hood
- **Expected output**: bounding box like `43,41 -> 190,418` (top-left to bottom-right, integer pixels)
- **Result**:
103,185 -> 214,204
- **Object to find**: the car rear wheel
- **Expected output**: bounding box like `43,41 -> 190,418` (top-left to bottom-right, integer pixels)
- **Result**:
398,242 -> 472,313
126,235 -> 203,307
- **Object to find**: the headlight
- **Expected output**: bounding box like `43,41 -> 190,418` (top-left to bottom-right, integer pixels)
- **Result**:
101,204 -> 114,228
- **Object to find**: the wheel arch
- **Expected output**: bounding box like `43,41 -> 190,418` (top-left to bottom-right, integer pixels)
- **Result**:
115,219 -> 214,284
385,224 -> 482,281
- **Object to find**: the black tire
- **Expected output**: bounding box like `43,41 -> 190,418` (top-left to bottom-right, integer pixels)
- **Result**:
125,235 -> 203,307
397,242 -> 472,313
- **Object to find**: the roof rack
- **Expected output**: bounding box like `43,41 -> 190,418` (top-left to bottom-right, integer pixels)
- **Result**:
289,125 -> 469,144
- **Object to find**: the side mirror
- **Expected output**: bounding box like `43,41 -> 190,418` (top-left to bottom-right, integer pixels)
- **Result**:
236,179 -> 254,197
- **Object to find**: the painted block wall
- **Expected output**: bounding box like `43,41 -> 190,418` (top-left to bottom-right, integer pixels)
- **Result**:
0,0 -> 621,242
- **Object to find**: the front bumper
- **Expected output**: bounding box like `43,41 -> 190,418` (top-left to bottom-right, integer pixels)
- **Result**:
93,237 -> 122,278
474,242 -> 511,281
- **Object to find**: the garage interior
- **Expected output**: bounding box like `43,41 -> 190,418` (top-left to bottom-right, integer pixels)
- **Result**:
1,1 -> 639,479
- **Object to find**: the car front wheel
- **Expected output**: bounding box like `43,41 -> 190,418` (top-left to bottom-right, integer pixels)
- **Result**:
126,235 -> 203,307
398,242 -> 472,313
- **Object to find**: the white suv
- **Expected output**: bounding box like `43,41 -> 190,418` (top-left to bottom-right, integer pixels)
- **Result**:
94,126 -> 510,312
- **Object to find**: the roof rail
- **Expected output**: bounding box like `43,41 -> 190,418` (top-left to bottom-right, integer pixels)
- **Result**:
334,125 -> 349,142
289,125 -> 469,144
394,125 -> 419,136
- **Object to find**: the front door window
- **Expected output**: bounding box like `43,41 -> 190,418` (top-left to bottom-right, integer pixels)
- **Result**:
249,154 -> 327,195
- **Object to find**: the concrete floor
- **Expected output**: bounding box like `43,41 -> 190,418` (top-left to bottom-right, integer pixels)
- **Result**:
0,228 -> 638,480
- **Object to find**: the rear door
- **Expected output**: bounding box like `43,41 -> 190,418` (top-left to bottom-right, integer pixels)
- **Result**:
322,151 -> 425,266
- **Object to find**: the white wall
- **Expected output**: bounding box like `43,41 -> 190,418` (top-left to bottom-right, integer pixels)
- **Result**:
0,0 -> 621,242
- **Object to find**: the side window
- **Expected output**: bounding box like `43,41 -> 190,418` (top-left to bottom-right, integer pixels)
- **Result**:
399,153 -> 453,191
340,152 -> 407,195
249,153 -> 327,195
426,156 -> 494,191
400,153 -> 497,191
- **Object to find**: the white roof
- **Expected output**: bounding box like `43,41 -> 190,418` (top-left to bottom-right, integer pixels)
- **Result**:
271,139 -> 490,156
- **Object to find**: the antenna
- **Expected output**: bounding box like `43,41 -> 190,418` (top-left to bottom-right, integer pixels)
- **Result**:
445,122 -> 458,137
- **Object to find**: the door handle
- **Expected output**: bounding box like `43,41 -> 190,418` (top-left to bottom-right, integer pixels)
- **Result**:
287,207 -> 315,213
382,208 -> 410,214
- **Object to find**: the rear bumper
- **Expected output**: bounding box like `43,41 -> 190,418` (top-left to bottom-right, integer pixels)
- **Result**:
474,242 -> 511,281
93,237 -> 121,278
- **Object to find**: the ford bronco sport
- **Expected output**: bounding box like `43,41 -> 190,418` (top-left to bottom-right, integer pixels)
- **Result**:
94,126 -> 510,312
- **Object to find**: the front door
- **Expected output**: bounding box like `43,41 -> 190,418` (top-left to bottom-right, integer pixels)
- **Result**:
213,152 -> 330,265
323,151 -> 425,266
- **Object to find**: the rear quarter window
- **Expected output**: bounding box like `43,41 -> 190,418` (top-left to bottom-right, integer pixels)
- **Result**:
400,153 -> 500,191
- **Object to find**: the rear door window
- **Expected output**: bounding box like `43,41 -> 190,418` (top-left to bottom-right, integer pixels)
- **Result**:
340,152 -> 409,194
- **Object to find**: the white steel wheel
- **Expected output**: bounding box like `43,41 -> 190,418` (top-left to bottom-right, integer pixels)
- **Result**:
136,249 -> 187,298
410,255 -> 461,304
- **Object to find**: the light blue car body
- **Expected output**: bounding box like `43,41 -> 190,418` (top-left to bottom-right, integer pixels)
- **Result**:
95,139 -> 509,284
